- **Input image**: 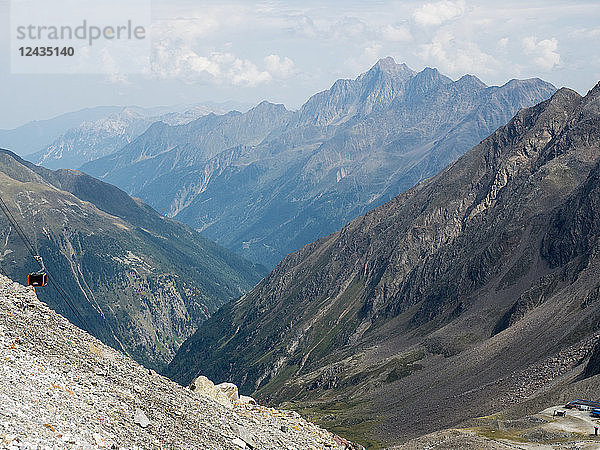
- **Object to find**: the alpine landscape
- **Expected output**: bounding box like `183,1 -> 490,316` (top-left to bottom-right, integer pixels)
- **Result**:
1,1 -> 599,449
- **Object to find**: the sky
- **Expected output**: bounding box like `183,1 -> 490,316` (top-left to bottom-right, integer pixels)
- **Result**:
0,0 -> 599,129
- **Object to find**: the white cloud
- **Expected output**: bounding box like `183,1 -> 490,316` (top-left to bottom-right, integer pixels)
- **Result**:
363,43 -> 384,63
264,55 -> 295,78
152,45 -> 272,86
497,37 -> 509,49
288,14 -> 377,44
420,30 -> 498,75
381,24 -> 412,42
228,57 -> 272,86
585,27 -> 600,38
333,17 -> 368,39
413,0 -> 466,27
150,16 -> 274,86
289,14 -> 319,38
522,36 -> 560,70
152,17 -> 220,44
568,27 -> 600,39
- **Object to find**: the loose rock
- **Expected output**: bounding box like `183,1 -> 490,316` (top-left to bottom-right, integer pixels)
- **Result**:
239,395 -> 257,405
232,437 -> 247,448
134,408 -> 150,428
216,382 -> 240,403
0,274 -> 359,449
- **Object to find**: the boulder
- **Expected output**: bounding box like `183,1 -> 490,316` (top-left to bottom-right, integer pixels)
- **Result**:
231,423 -> 256,448
216,382 -> 239,403
134,408 -> 150,428
231,437 -> 247,449
239,395 -> 257,405
189,375 -> 232,408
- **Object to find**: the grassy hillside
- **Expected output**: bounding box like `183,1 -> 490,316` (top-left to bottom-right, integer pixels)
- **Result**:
0,149 -> 265,370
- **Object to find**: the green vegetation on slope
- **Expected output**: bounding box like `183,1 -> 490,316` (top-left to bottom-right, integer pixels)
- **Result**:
0,149 -> 265,370
166,85 -> 600,445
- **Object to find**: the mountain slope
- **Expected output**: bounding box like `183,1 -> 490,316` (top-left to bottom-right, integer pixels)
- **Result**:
29,105 -> 225,170
82,102 -> 292,194
0,106 -> 122,157
0,274 -> 356,449
0,149 -> 264,370
82,58 -> 556,268
165,83 -> 600,446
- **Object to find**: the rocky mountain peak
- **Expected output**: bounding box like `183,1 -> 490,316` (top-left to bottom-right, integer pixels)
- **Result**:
374,56 -> 396,69
298,58 -> 418,124
585,80 -> 600,100
456,74 -> 486,89
117,106 -> 144,119
247,100 -> 289,117
401,66 -> 453,100
366,56 -> 415,80
545,86 -> 582,108
413,66 -> 451,84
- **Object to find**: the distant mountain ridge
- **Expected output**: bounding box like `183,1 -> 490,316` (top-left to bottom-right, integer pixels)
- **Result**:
82,57 -> 556,268
28,105 -> 229,170
0,106 -> 122,157
83,101 -> 292,188
165,83 -> 600,446
0,149 -> 264,370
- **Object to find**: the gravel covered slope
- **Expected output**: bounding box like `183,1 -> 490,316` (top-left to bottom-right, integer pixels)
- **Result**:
0,274 -> 353,449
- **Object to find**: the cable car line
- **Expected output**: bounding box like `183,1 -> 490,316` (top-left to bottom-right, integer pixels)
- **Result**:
0,194 -> 38,257
0,190 -> 88,329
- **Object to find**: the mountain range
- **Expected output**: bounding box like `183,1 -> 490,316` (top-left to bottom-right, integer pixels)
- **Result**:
28,105 -> 227,170
0,149 -> 264,370
81,57 -> 557,268
165,82 -> 600,446
0,101 -> 248,160
0,106 -> 123,157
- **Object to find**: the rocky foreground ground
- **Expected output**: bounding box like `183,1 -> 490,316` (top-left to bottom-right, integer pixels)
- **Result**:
0,274 -> 358,449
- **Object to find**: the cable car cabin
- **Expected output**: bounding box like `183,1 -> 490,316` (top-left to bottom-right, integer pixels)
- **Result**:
28,272 -> 47,287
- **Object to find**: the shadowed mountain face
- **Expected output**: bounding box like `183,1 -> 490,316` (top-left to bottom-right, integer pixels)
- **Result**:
82,58 -> 556,268
0,149 -> 264,370
165,83 -> 600,446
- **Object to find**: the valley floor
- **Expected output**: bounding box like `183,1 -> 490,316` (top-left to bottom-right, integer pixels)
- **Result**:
396,405 -> 600,449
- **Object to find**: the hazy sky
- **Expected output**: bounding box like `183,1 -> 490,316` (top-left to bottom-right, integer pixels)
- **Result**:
1,0 -> 599,128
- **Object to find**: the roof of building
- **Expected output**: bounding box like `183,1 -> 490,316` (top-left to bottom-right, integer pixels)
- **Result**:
567,399 -> 600,408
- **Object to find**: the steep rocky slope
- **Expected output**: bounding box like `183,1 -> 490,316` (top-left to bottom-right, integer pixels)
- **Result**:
0,274 -> 356,449
166,83 -> 600,446
0,149 -> 264,370
82,58 -> 556,268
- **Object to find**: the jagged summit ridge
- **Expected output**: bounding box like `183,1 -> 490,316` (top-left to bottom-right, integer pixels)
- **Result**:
82,59 -> 556,268
361,56 -> 415,80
